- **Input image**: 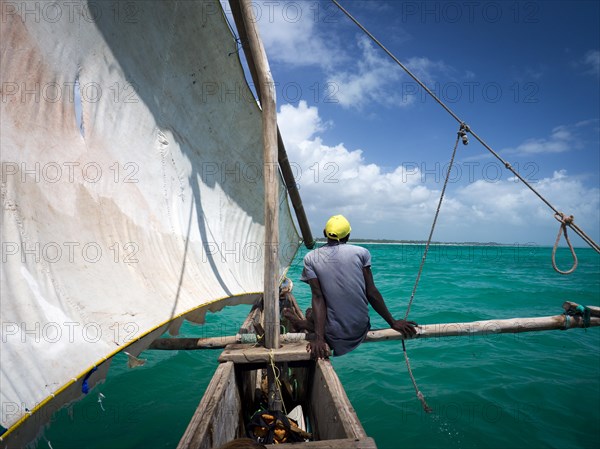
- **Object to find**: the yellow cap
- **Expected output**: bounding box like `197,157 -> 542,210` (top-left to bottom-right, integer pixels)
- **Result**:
325,215 -> 351,240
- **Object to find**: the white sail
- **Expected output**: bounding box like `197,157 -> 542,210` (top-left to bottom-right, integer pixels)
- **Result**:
0,0 -> 300,445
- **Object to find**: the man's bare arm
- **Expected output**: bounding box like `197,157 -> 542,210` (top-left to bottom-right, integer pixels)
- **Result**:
363,267 -> 417,337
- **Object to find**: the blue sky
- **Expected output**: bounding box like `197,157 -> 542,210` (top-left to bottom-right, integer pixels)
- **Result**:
226,1 -> 599,245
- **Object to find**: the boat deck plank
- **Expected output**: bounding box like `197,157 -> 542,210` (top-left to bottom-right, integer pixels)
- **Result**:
218,341 -> 311,363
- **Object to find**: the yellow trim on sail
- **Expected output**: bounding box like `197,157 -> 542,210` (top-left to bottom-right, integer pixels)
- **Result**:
0,290 -> 264,441
1,229 -> 302,441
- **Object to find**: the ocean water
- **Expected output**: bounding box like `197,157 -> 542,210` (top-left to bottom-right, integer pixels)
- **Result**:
38,245 -> 599,449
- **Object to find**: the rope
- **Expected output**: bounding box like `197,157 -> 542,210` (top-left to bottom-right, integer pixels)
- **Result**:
552,213 -> 578,275
330,0 -> 600,261
398,127 -> 462,414
240,333 -> 258,344
564,303 -> 591,328
223,5 -> 244,57
405,127 -> 463,319
402,340 -> 432,413
268,350 -> 287,415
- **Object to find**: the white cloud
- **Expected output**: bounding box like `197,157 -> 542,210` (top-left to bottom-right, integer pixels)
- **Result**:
237,2 -> 454,111
575,118 -> 600,129
279,102 -> 600,244
326,37 -> 452,109
326,37 -> 403,108
251,1 -> 340,69
404,57 -> 453,86
583,50 -> 600,77
278,101 -> 326,142
219,0 -> 340,69
279,101 -> 435,223
503,125 -> 580,155
453,170 -> 600,240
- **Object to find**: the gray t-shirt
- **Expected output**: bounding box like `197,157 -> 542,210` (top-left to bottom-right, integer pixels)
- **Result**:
301,243 -> 372,356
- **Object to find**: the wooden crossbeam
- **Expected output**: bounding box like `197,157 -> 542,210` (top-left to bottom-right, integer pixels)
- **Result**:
148,312 -> 599,352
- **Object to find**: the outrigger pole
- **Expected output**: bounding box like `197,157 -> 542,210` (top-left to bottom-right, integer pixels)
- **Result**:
149,303 -> 600,352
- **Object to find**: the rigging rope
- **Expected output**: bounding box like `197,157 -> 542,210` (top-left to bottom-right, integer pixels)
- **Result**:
402,127 -> 463,414
402,339 -> 432,413
330,0 -> 599,416
330,0 -> 600,266
405,127 -> 464,320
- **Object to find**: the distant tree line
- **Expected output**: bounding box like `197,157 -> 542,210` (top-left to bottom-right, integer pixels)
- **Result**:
313,238 -> 507,246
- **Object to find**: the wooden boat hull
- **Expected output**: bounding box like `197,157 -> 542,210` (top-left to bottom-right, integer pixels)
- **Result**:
177,356 -> 376,448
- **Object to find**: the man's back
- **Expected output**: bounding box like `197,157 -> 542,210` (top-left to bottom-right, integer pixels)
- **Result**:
301,243 -> 371,355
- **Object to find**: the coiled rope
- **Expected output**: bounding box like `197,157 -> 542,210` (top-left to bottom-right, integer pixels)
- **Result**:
331,0 -> 600,274
552,213 -> 578,275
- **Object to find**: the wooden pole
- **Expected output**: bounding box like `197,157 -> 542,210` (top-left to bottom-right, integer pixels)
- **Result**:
148,313 -> 599,351
229,0 -> 314,249
149,336 -> 238,350
236,0 -> 279,351
277,128 -> 315,248
365,314 -> 600,342
148,333 -> 307,351
236,0 -> 281,411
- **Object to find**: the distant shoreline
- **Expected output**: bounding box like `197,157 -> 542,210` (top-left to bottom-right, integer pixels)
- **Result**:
311,239 -> 589,248
313,238 -> 524,246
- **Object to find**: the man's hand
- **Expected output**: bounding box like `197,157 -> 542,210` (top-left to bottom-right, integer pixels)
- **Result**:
391,319 -> 418,338
307,338 -> 330,359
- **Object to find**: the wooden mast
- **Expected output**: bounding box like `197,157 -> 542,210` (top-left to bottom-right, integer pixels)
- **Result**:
230,1 -> 314,250
236,0 -> 281,411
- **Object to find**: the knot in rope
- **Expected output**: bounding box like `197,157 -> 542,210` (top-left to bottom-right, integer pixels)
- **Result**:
555,212 -> 574,226
552,212 -> 578,275
458,123 -> 469,145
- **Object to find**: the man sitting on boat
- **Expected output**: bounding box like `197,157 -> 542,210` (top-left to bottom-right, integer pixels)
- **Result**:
284,215 -> 418,358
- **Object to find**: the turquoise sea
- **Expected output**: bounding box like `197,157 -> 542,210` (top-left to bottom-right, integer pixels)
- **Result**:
38,245 -> 599,449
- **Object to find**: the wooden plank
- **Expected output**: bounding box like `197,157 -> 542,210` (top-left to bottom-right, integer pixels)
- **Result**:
218,342 -> 311,363
310,359 -> 368,441
177,362 -> 241,449
276,437 -> 377,448
237,365 -> 257,421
